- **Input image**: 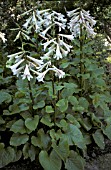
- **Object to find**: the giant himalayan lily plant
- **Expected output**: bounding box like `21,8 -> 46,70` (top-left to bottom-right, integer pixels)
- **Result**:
4,7 -> 101,170
7,8 -> 74,82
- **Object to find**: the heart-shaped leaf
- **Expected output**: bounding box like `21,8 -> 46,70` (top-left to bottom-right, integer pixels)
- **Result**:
25,115 -> 39,131
39,150 -> 62,170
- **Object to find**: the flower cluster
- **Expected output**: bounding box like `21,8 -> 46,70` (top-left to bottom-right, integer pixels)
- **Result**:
7,7 -> 97,82
67,8 -> 96,37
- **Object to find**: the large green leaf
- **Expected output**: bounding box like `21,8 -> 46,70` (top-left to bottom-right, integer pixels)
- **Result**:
41,114 -> 54,127
56,99 -> 68,112
92,130 -> 105,149
10,119 -> 26,134
65,150 -> 85,170
68,96 -> 78,106
52,139 -> 69,162
33,100 -> 45,109
103,125 -> 111,140
25,115 -> 39,131
0,91 -> 12,104
0,146 -> 22,168
0,116 -> 5,125
62,124 -> 86,149
10,133 -> 29,146
8,104 -> 21,115
46,106 -> 54,113
39,150 -> 62,170
79,97 -> 89,111
31,128 -> 50,149
23,143 -> 36,161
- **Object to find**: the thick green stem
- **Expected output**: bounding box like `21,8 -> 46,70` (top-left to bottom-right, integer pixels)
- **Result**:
80,24 -> 84,96
51,74 -> 56,126
28,80 -> 35,115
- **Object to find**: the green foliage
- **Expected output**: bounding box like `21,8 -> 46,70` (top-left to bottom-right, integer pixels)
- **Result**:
0,3 -> 111,170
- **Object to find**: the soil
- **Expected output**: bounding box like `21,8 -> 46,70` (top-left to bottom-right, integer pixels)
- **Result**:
1,139 -> 111,170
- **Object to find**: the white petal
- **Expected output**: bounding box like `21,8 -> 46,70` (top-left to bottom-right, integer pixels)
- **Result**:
54,44 -> 63,60
52,65 -> 65,78
67,8 -> 79,17
0,32 -> 7,43
22,64 -> 33,81
58,34 -> 74,40
13,66 -> 24,77
7,51 -> 23,59
27,55 -> 43,66
42,38 -> 56,51
59,39 -> 72,51
23,17 -> 32,29
41,23 -> 55,36
10,59 -> 25,73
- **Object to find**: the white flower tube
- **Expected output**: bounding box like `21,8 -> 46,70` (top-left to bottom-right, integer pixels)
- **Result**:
22,64 -> 33,81
52,65 -> 65,78
7,51 -> 24,60
27,55 -> 43,66
42,38 -> 56,51
58,34 -> 74,40
59,39 -> 73,52
13,66 -> 24,77
0,32 -> 7,43
41,23 -> 55,36
54,44 -> 63,60
10,59 -> 25,74
23,17 -> 32,29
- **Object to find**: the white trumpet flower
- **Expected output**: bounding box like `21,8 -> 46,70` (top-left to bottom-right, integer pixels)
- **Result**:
23,17 -> 32,29
0,32 -> 7,43
42,38 -> 56,51
7,51 -> 24,61
41,47 -> 55,60
60,47 -> 68,57
59,38 -> 73,52
67,8 -> 80,17
36,9 -> 50,15
41,23 -> 55,36
52,65 -> 65,78
10,59 -> 25,74
32,11 -> 39,32
54,44 -> 63,60
27,55 -> 43,66
13,66 -> 24,77
22,64 -> 33,81
54,21 -> 66,31
58,34 -> 74,40
37,61 -> 51,72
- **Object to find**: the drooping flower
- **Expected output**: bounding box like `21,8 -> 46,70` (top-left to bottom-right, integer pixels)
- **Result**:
22,64 -> 33,81
27,55 -> 43,66
58,34 -> 74,40
54,44 -> 63,60
23,17 -> 32,29
37,61 -> 51,72
59,38 -> 73,52
0,32 -> 7,43
32,11 -> 39,32
41,23 -> 55,36
52,65 -> 65,78
42,38 -> 56,51
13,66 -> 24,77
7,51 -> 24,61
67,8 -> 96,37
10,59 -> 25,75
